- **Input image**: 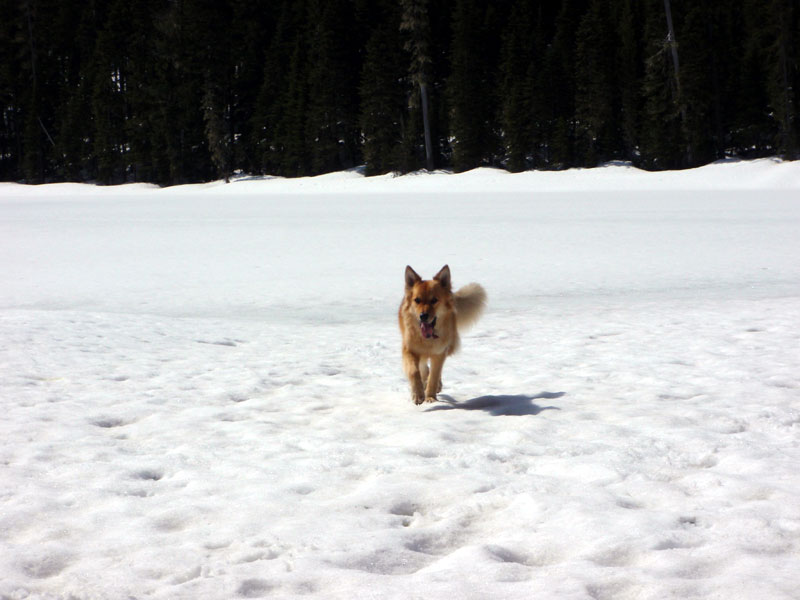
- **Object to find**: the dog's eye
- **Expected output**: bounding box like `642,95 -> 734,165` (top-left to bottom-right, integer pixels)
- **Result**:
431,298 -> 438,304
414,298 -> 421,304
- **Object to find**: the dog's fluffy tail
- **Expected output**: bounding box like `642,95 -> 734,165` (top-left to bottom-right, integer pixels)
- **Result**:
454,283 -> 487,330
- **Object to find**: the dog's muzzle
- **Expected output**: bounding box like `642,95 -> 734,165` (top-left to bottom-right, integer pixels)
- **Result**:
420,316 -> 438,339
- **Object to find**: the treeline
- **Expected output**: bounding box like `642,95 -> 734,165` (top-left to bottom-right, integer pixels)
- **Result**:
1,0 -> 798,185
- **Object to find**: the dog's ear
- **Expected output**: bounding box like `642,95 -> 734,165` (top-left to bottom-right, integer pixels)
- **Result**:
405,265 -> 422,288
433,264 -> 451,290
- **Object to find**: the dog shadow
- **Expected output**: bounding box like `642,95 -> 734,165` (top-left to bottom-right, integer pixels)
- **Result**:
425,392 -> 565,416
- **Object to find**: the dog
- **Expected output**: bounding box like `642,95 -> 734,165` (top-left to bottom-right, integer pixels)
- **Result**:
399,265 -> 487,405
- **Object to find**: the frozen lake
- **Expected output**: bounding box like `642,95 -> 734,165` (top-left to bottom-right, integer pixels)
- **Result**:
1,160 -> 799,599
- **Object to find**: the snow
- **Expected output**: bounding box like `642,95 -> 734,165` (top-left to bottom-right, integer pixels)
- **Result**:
1,159 -> 799,599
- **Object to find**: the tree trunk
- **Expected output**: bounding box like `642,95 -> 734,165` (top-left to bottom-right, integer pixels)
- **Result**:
663,0 -> 680,86
663,0 -> 692,164
400,0 -> 435,171
419,82 -> 434,170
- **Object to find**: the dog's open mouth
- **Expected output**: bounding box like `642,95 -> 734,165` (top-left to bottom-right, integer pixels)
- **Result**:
420,317 -> 438,339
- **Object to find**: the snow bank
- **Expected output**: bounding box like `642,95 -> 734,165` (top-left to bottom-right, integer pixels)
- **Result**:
2,158 -> 799,200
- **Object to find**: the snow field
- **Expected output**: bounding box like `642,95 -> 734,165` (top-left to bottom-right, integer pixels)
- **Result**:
1,159 -> 799,599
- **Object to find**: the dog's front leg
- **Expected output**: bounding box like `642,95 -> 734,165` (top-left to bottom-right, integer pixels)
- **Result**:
419,358 -> 429,388
402,348 -> 425,404
425,353 -> 446,403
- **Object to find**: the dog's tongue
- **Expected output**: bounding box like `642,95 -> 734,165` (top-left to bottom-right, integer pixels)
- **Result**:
420,322 -> 437,339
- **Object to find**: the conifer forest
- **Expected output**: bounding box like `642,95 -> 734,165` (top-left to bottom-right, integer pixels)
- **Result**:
2,0 -> 798,185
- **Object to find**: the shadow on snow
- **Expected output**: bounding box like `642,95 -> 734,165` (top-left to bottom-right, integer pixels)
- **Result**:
425,392 -> 564,416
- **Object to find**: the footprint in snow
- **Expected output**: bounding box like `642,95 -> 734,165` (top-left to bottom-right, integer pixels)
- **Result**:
237,578 -> 274,598
389,501 -> 419,517
197,339 -> 238,347
19,550 -> 74,579
133,468 -> 164,481
91,416 -> 131,428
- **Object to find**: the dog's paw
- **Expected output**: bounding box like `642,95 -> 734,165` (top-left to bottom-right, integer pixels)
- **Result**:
424,395 -> 437,403
412,393 -> 425,405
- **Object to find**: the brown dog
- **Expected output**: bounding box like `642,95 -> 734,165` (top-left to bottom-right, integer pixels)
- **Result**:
398,265 -> 487,404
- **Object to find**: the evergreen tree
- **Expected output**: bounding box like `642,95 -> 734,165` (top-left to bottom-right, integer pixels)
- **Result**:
448,0 -> 503,172
1,2 -> 797,182
733,1 -> 775,156
91,0 -> 132,184
123,0 -> 169,183
230,0 -> 275,176
251,0 -> 297,175
640,0 -> 684,169
359,1 -> 407,175
305,0 -> 361,175
41,1 -> 93,181
614,0 -> 642,162
276,32 -> 311,176
151,0 -> 214,184
0,0 -> 19,180
764,0 -> 798,157
428,0 -> 453,168
20,0 -> 64,182
574,0 -> 619,166
702,3 -> 740,160
498,0 -> 536,172
400,0 -> 435,170
251,0 -> 314,177
539,0 -> 587,168
678,0 -> 730,165
1,0 -> 30,181
188,0 -> 236,182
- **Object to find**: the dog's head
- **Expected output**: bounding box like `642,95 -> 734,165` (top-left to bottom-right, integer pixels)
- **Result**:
404,265 -> 451,339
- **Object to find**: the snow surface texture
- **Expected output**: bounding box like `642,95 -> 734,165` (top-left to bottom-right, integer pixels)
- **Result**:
1,159 -> 799,599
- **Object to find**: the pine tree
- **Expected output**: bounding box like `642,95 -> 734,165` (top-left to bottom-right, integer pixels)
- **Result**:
305,0 -> 361,175
187,0 -> 236,182
574,0 -> 619,166
359,1 -> 407,175
640,0 -> 684,169
703,4 -> 740,160
20,0 -> 63,182
122,0 -> 168,183
678,0 -> 731,165
615,0 -> 642,162
538,0 -> 588,168
151,0 -> 214,184
400,0 -> 435,170
251,0 -> 297,175
498,0 -> 536,172
52,2 -> 99,181
1,1 -> 796,182
277,33 -> 311,176
230,0 -> 275,176
252,0 -> 314,177
0,0 -> 22,180
91,0 -> 134,184
733,1 -> 774,156
448,0 -> 502,172
765,0 -> 798,158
